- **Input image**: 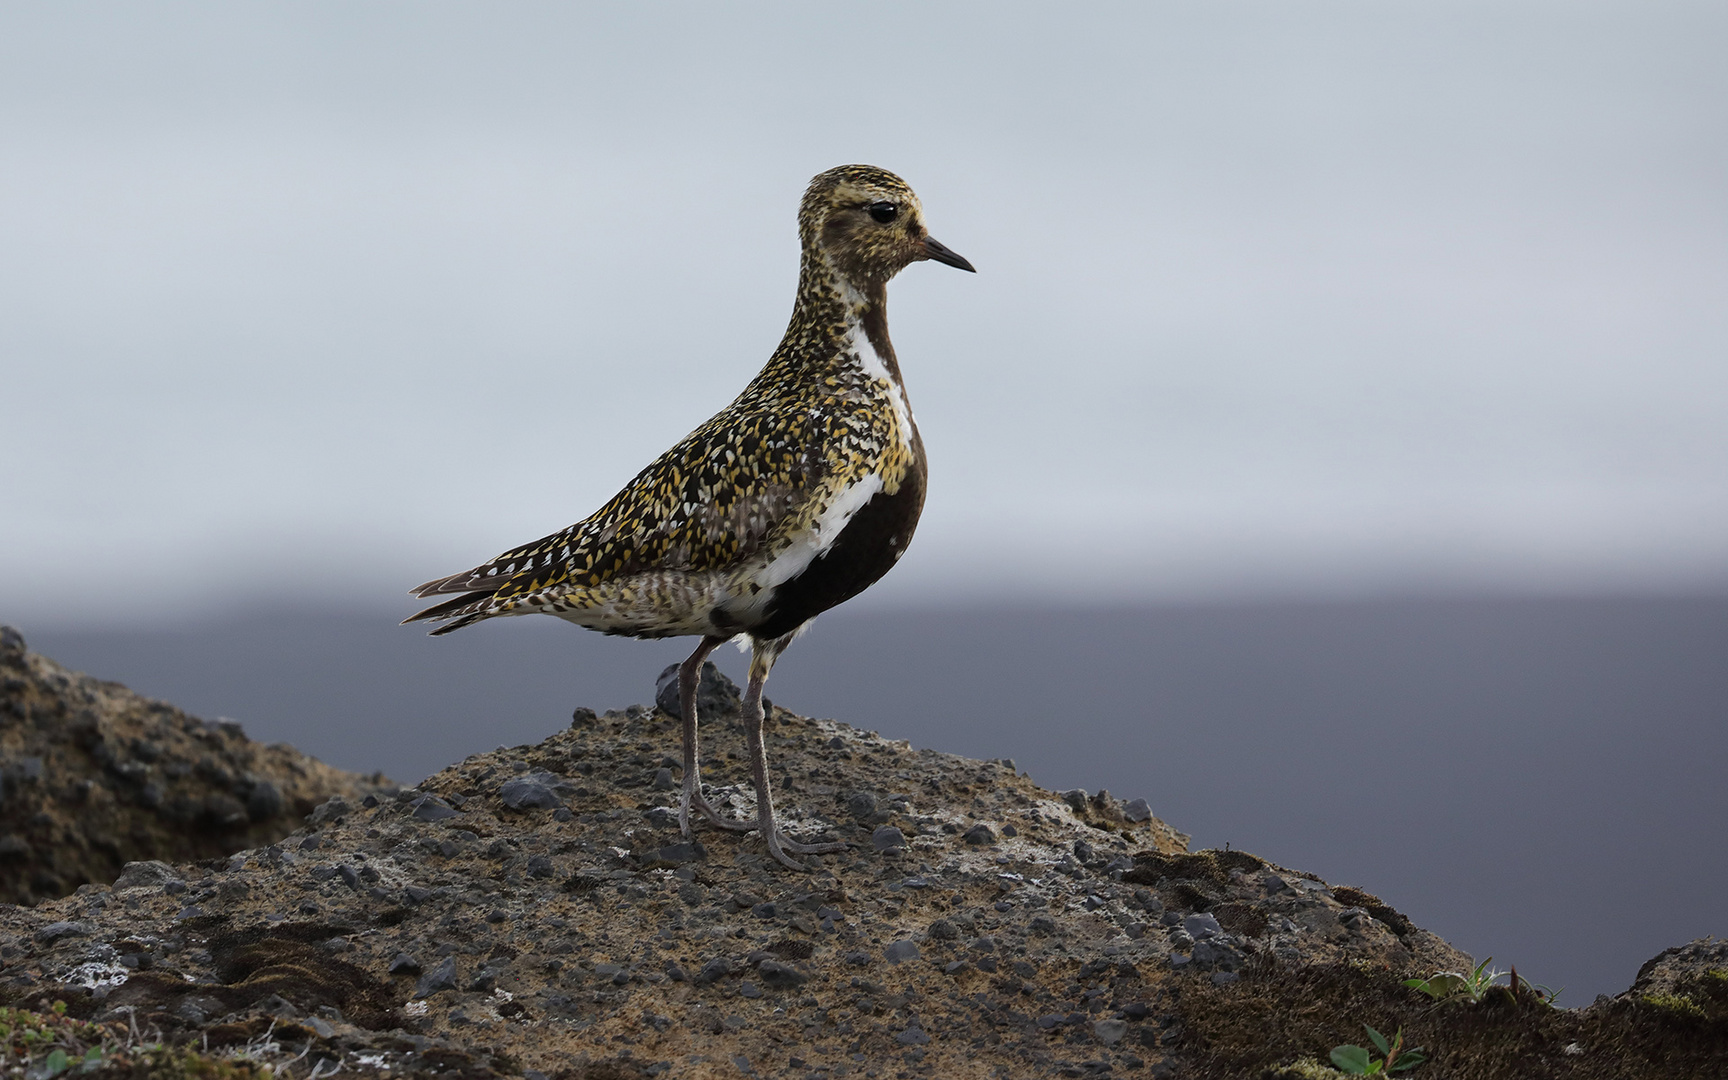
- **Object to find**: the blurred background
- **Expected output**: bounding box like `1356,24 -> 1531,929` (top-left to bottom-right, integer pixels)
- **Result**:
4,3 -> 1725,1004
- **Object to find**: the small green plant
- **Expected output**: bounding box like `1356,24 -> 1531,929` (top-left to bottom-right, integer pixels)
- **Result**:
1404,957 -> 1559,1005
1329,1025 -> 1426,1074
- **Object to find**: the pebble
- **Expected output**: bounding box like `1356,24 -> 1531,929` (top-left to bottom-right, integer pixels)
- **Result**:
388,952 -> 422,976
499,772 -> 566,811
1094,1018 -> 1128,1045
871,826 -> 906,851
1122,798 -> 1152,822
963,824 -> 996,846
896,1027 -> 930,1046
414,956 -> 458,998
884,940 -> 920,964
410,797 -> 459,822
1183,913 -> 1222,940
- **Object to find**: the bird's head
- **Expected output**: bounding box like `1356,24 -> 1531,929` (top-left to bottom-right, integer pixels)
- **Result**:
800,164 -> 975,289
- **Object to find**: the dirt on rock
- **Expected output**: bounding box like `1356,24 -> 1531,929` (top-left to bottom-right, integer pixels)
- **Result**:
2,646 -> 1724,1078
0,627 -> 392,905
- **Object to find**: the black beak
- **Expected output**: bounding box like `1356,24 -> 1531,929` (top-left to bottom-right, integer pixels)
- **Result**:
922,236 -> 976,273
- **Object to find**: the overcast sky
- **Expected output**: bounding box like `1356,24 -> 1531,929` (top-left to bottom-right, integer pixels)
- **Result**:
3,3 -> 1725,625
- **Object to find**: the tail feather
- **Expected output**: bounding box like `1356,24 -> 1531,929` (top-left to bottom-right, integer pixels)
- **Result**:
402,589 -> 498,631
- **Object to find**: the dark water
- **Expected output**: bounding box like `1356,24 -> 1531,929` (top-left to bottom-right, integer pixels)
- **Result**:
23,596 -> 1728,1005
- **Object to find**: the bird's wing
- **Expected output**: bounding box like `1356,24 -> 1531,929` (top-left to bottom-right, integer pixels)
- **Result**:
405,406 -> 832,626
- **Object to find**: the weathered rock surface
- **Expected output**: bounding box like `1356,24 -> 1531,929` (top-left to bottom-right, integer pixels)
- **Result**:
0,627 -> 392,905
2,644 -> 1723,1078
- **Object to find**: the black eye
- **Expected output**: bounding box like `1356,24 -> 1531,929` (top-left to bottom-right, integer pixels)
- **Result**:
867,201 -> 898,224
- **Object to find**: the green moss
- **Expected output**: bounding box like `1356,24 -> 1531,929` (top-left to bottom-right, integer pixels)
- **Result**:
1638,994 -> 1706,1020
1266,1058 -> 1350,1079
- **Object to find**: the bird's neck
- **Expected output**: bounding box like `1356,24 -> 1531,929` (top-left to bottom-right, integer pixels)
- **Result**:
779,250 -> 903,389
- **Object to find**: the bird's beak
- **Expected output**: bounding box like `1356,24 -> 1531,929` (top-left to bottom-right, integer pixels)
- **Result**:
922,236 -> 976,273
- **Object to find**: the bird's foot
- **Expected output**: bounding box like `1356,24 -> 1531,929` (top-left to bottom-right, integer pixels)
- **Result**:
692,792 -> 758,833
776,834 -> 847,855
763,831 -> 846,870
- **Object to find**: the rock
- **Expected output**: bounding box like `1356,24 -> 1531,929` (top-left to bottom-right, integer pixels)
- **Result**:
896,1027 -> 930,1045
963,823 -> 996,845
498,772 -> 566,811
415,956 -> 459,998
651,767 -> 675,791
1183,913 -> 1222,940
1123,798 -> 1153,822
756,959 -> 808,988
927,918 -> 958,940
112,860 -> 180,889
388,952 -> 422,976
246,781 -> 284,821
871,825 -> 907,851
1061,789 -> 1090,814
34,920 -> 93,943
1094,1018 -> 1128,1045
885,940 -> 920,964
653,661 -> 742,720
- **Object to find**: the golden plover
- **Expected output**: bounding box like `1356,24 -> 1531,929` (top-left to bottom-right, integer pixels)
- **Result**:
406,164 -> 974,869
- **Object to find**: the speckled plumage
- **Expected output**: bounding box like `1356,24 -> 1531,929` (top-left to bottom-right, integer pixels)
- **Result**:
406,165 -> 973,868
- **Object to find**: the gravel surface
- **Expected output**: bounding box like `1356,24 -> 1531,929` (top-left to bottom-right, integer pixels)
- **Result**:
0,627 -> 390,905
4,642 -> 1720,1078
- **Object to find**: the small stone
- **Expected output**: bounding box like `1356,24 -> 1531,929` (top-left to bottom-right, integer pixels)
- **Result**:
552,807 -> 573,822
526,855 -> 555,878
1211,970 -> 1240,985
896,1027 -> 930,1046
927,918 -> 958,940
653,660 -> 741,719
1061,789 -> 1089,814
388,952 -> 422,976
307,1016 -> 335,1038
871,826 -> 907,851
847,792 -> 877,818
1122,798 -> 1153,822
1183,913 -> 1222,940
1029,916 -> 1057,936
1001,823 -> 1018,837
499,772 -> 566,811
336,865 -> 360,889
410,797 -> 459,822
739,981 -> 762,998
34,921 -> 93,943
844,950 -> 870,966
884,939 -> 920,964
651,767 -> 675,791
645,806 -> 680,830
756,959 -> 808,988
247,781 -> 285,821
414,956 -> 458,998
113,861 -> 179,890
963,824 -> 996,846
1036,1014 -> 1065,1029
299,835 -> 324,850
1094,1018 -> 1128,1045
944,960 -> 968,975
696,958 -> 734,985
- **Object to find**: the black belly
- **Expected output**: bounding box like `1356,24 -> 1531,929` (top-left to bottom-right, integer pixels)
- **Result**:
745,467 -> 927,640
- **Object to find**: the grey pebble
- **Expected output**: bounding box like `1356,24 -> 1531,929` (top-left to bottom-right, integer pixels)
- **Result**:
1183,913 -> 1222,940
499,772 -> 566,811
1094,1018 -> 1128,1045
896,1027 -> 930,1045
414,956 -> 458,998
963,823 -> 996,845
871,825 -> 906,851
388,952 -> 422,976
884,939 -> 920,964
1122,798 -> 1153,822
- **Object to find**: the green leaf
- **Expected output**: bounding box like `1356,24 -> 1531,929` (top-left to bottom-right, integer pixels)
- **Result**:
1331,1045 -> 1373,1073
1390,1049 -> 1427,1072
1364,1025 -> 1391,1055
44,1049 -> 71,1077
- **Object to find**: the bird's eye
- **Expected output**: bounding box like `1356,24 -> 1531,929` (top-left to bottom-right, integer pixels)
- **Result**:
867,201 -> 898,224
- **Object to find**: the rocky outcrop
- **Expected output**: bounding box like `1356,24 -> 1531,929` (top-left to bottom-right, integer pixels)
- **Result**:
0,627 -> 391,905
1,644 -> 1723,1078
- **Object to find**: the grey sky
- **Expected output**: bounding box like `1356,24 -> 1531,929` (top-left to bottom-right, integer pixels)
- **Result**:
3,3 -> 1725,624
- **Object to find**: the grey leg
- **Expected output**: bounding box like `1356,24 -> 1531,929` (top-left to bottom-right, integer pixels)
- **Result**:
676,635 -> 752,836
743,634 -> 847,870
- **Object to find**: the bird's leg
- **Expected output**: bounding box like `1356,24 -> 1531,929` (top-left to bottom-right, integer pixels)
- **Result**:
742,635 -> 847,870
677,635 -> 751,836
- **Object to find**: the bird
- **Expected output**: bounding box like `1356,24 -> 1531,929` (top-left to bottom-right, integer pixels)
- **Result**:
405,164 -> 974,869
